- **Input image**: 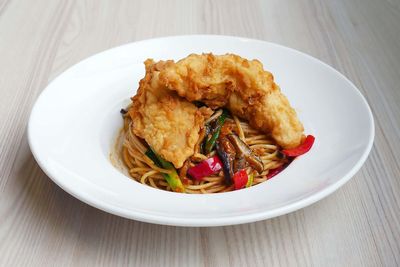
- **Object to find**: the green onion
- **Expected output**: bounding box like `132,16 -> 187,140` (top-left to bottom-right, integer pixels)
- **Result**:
204,109 -> 228,154
145,148 -> 185,192
246,173 -> 254,188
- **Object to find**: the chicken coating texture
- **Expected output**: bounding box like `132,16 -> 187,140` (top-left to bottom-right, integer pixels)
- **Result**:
159,53 -> 304,148
129,59 -> 212,168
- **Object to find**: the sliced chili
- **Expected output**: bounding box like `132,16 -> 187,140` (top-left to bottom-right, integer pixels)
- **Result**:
282,135 -> 315,157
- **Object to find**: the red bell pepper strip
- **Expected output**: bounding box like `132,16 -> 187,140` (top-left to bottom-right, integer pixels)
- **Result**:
187,155 -> 222,181
233,169 -> 248,190
282,135 -> 315,157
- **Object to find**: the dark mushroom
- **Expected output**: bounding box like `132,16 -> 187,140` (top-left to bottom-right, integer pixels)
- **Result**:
233,156 -> 247,173
227,134 -> 264,173
215,137 -> 236,185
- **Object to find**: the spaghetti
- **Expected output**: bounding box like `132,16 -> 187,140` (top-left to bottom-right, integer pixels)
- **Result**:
118,108 -> 289,194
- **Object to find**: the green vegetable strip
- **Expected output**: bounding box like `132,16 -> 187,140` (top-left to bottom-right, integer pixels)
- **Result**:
145,149 -> 162,166
246,173 -> 254,188
145,148 -> 185,193
205,109 -> 228,154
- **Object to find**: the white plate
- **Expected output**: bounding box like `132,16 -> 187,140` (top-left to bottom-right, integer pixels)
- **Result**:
28,35 -> 374,226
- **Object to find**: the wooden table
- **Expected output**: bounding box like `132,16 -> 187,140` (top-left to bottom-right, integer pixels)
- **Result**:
1,0 -> 399,266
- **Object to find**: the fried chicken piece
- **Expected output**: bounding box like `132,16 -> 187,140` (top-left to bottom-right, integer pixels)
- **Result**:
159,53 -> 304,148
129,59 -> 212,168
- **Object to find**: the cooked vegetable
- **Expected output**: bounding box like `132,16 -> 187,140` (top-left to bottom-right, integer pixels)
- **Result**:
267,165 -> 285,179
282,135 -> 315,157
216,137 -> 236,185
145,148 -> 185,192
204,109 -> 228,154
200,124 -> 211,154
233,156 -> 247,173
246,173 -> 254,188
227,134 -> 264,173
233,169 -> 248,190
187,155 -> 222,181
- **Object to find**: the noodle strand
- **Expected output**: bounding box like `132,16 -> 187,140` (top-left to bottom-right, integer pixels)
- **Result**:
118,112 -> 288,193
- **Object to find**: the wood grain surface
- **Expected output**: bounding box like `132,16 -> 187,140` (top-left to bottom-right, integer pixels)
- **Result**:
1,0 -> 399,266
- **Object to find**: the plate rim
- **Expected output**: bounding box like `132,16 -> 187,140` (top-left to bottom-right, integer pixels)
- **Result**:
28,34 -> 375,226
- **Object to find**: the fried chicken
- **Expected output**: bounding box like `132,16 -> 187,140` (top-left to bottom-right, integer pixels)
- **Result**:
129,59 -> 212,168
159,53 -> 304,148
